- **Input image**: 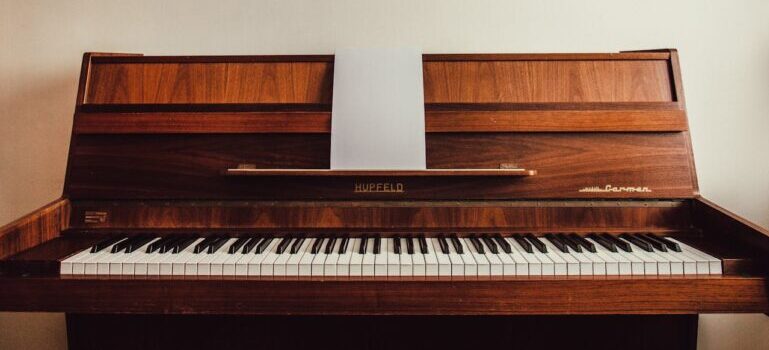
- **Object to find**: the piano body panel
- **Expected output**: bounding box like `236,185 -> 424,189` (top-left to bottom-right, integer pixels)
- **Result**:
64,132 -> 696,200
0,276 -> 766,315
0,199 -> 69,259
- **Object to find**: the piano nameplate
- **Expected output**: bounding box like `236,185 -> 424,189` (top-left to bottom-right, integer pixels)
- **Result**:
354,182 -> 405,193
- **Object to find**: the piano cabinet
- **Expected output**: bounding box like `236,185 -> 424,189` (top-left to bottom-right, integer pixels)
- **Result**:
1,50 -> 768,349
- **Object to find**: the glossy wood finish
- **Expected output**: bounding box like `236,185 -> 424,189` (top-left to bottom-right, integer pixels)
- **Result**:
66,314 -> 697,350
0,199 -> 69,259
0,276 -> 766,315
73,107 -> 688,134
67,200 -> 690,230
64,133 -> 695,199
223,168 -> 536,177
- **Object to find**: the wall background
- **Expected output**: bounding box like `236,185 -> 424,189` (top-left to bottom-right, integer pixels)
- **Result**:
1,0 -> 768,349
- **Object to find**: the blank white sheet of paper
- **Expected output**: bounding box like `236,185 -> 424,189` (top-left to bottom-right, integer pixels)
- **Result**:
330,48 -> 426,170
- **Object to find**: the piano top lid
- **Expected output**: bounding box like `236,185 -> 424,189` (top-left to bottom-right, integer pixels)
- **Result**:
64,49 -> 697,200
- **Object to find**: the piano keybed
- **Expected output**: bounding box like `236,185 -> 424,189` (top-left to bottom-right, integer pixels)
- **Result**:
60,233 -> 722,277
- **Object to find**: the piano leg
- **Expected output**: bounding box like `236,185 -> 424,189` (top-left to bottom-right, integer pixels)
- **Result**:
66,314 -> 698,350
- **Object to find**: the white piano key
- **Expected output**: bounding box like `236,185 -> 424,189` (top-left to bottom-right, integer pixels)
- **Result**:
336,239 -> 353,276
652,247 -> 685,275
311,240 -> 329,276
640,249 -> 672,275
541,240 -> 576,276
505,238 -> 532,276
210,241 -> 242,276
324,240 -> 341,276
385,238 -> 400,276
399,240 -> 413,276
284,239 -> 307,276
273,240 -> 295,276
374,239 -> 388,276
462,238 -> 486,276
191,238 -> 234,276
195,239 -> 237,276
171,238 -> 205,275
227,244 -> 254,276
361,239 -> 376,276
585,238 -> 621,275
456,239 -> 478,276
348,239 -> 363,276
445,239 -> 464,277
298,238 -> 317,276
527,243 -> 556,276
422,239 -> 439,276
580,247 -> 606,275
60,248 -> 94,275
668,238 -> 722,274
569,247 -> 595,275
489,240 -> 516,276
246,239 -> 278,276
611,245 -> 645,275
411,242 -> 426,276
619,238 -> 658,275
430,239 -> 452,276
259,239 -> 283,276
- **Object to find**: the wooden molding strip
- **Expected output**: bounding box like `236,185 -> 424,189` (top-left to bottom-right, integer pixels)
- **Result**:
74,108 -> 687,134
223,168 -> 537,177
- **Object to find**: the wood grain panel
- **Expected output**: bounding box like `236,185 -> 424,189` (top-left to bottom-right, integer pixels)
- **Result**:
63,133 -> 695,199
67,200 -> 691,230
423,60 -> 674,103
0,199 -> 69,259
73,108 -> 688,134
0,276 -> 766,314
86,62 -> 333,104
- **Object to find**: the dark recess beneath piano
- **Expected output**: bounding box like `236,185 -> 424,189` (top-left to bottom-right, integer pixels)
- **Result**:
1,50 -> 768,350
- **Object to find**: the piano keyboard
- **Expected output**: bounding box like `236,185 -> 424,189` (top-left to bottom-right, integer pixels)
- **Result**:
60,233 -> 722,277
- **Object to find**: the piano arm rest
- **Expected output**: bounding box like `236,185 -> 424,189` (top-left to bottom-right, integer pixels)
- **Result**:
693,196 -> 769,272
0,198 -> 70,259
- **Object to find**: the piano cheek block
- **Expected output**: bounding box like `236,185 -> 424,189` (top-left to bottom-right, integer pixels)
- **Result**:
0,49 -> 766,350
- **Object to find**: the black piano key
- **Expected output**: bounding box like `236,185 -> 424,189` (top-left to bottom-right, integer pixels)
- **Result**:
634,233 -> 667,252
600,233 -> 632,252
324,237 -> 337,254
620,233 -> 652,252
494,235 -> 512,254
255,238 -> 274,254
159,237 -> 183,254
418,237 -> 428,254
587,233 -> 617,252
172,237 -> 197,253
338,237 -> 349,254
557,233 -> 582,253
449,235 -> 464,254
276,237 -> 293,254
373,237 -> 381,255
545,234 -> 569,253
359,237 -> 368,254
525,234 -> 547,254
647,233 -> 681,252
126,236 -> 155,253
513,234 -> 533,253
110,236 -> 140,253
437,236 -> 450,254
91,236 -> 126,253
207,237 -> 228,254
405,237 -> 414,255
228,237 -> 250,254
146,236 -> 174,253
291,238 -> 306,254
481,237 -> 499,254
393,237 -> 402,254
241,237 -> 262,254
311,238 -> 325,254
568,233 -> 596,253
194,236 -> 219,254
469,237 -> 485,254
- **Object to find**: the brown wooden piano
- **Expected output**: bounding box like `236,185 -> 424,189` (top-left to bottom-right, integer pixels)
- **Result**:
1,49 -> 768,349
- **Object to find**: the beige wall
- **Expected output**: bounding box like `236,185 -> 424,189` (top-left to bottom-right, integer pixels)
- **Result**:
1,0 -> 768,349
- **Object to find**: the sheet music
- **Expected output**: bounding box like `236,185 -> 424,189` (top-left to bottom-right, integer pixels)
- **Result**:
330,48 -> 426,170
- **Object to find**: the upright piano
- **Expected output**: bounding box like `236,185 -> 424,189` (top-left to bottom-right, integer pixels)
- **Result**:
1,49 -> 768,350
